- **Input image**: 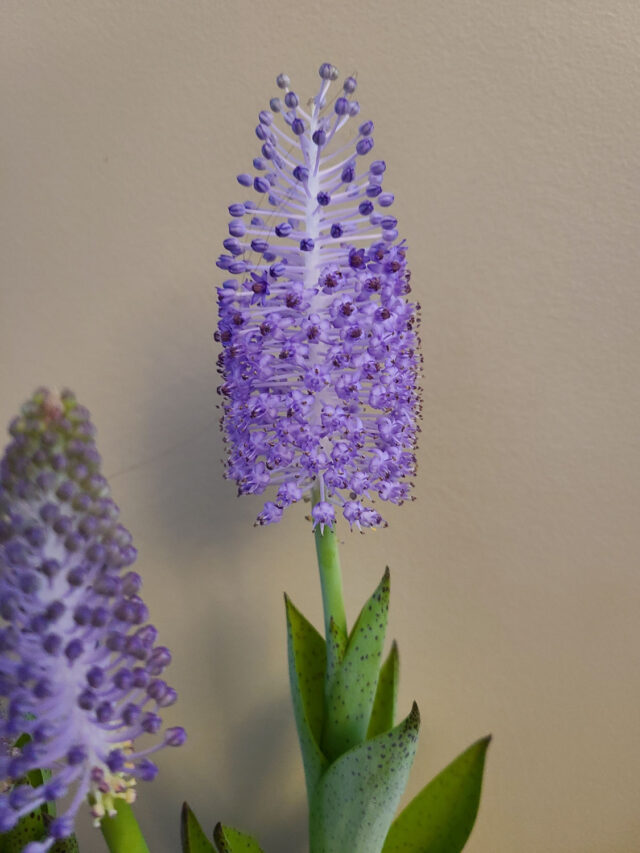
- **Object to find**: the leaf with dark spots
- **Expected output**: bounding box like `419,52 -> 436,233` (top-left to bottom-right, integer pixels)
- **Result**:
310,702 -> 420,853
181,802 -> 215,852
382,735 -> 491,853
322,568 -> 391,759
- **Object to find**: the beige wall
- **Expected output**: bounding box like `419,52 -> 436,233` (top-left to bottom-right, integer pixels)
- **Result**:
2,1 -> 640,851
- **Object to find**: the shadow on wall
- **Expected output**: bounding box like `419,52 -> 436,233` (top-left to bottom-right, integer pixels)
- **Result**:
115,320 -> 310,851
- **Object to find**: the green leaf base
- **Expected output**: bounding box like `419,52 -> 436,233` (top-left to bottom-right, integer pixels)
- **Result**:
286,561 -> 491,853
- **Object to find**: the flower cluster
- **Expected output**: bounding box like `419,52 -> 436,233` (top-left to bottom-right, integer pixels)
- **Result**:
216,63 -> 420,530
0,389 -> 185,851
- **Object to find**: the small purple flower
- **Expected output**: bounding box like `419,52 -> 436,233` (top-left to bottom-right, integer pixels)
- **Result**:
0,389 -> 185,850
216,64 -> 420,530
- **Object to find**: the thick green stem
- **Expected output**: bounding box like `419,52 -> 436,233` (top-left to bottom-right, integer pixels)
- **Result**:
312,484 -> 347,641
99,799 -> 150,853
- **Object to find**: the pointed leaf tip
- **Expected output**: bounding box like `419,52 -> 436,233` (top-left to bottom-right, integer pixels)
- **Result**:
323,567 -> 391,758
181,802 -> 215,852
368,641 -> 401,738
382,734 -> 491,853
213,822 -> 265,853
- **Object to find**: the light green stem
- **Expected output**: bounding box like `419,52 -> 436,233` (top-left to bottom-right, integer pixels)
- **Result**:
312,484 -> 347,641
99,799 -> 150,853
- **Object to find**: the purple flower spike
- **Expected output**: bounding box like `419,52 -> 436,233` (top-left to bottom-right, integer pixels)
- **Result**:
0,389 -> 185,849
216,64 -> 421,531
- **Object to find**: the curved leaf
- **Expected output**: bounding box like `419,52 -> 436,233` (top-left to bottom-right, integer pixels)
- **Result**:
284,594 -> 329,795
322,568 -> 390,759
382,735 -> 491,853
310,701 -> 420,853
181,803 -> 215,852
368,640 -> 399,738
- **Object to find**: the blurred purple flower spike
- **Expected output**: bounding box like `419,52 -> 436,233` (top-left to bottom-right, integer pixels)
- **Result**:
0,389 -> 185,851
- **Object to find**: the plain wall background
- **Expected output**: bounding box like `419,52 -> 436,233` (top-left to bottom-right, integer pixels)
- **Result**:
2,1 -> 640,851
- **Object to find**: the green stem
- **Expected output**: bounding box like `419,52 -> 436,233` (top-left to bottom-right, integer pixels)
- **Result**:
312,484 -> 347,641
99,799 -> 150,853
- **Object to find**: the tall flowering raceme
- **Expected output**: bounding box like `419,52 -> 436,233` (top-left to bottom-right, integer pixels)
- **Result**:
216,63 -> 420,532
208,66 -> 491,853
0,389 -> 185,853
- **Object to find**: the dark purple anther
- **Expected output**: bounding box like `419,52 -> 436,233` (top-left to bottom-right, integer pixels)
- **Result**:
43,633 -> 62,655
107,750 -> 126,773
39,502 -> 59,524
319,62 -> 338,80
229,220 -> 245,237
291,118 -> 305,136
223,238 -> 242,256
269,262 -> 287,277
64,639 -> 84,662
86,666 -> 104,687
114,669 -> 133,690
293,165 -> 309,182
359,120 -> 374,136
317,192 -> 331,206
370,159 -> 386,175
236,173 -> 252,186
330,223 -> 343,238
254,176 -> 270,193
164,726 -> 187,746
137,759 -> 159,782
341,164 -> 355,183
67,746 -> 87,765
96,702 -> 112,723
312,129 -> 327,147
300,238 -> 315,251
335,97 -> 349,115
142,712 -> 163,734
284,91 -> 298,108
33,678 -> 53,698
45,600 -> 65,621
356,137 -> 374,155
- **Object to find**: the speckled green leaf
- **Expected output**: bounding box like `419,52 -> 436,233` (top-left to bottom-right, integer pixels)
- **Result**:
284,594 -> 329,795
0,807 -> 79,852
325,615 -> 347,702
213,823 -> 264,852
310,701 -> 420,853
368,640 -> 399,738
322,568 -> 390,759
382,735 -> 491,853
181,802 -> 215,852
